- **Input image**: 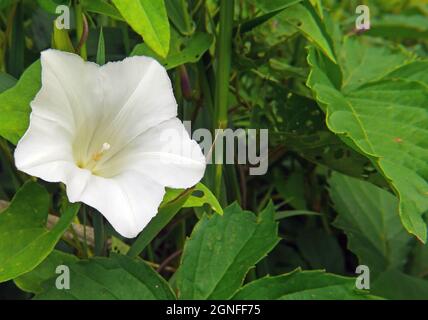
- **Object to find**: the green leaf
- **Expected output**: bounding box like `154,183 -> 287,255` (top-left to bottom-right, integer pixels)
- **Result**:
14,250 -> 78,294
275,210 -> 321,220
131,31 -> 213,69
162,183 -> 223,215
307,37 -> 428,242
0,182 -> 79,283
274,170 -> 307,210
386,60 -> 428,85
338,38 -> 411,93
175,203 -> 279,300
233,269 -> 374,300
279,0 -> 336,63
372,269 -> 428,300
0,61 -> 41,145
96,27 -> 106,65
112,0 -> 170,58
81,0 -> 123,21
127,188 -> 193,258
330,172 -> 410,278
35,254 -> 176,300
275,94 -> 386,187
166,0 -> 194,36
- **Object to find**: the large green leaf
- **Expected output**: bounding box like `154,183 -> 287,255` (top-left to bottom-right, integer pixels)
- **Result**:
0,182 -> 79,283
112,0 -> 170,58
35,254 -> 175,300
175,203 -> 279,300
307,37 -> 428,242
14,250 -> 78,294
338,38 -> 411,93
0,61 -> 41,145
233,269 -> 373,300
330,172 -> 410,278
131,31 -> 213,70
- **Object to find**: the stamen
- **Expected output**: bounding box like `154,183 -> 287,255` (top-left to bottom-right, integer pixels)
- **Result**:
92,142 -> 111,162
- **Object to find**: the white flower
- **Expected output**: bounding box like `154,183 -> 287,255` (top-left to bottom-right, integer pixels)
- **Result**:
14,50 -> 206,238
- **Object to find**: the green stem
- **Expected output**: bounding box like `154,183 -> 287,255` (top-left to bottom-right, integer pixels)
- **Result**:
146,244 -> 155,262
75,0 -> 87,60
82,205 -> 89,258
178,219 -> 186,249
93,210 -> 105,256
214,0 -> 234,198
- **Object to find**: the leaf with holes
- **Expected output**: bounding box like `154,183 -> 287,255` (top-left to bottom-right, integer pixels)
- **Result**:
131,31 -> 213,69
278,0 -> 336,63
307,36 -> 428,242
274,94 -> 386,186
162,183 -> 223,215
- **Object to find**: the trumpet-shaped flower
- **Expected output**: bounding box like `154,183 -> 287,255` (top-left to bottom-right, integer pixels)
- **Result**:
14,50 -> 206,238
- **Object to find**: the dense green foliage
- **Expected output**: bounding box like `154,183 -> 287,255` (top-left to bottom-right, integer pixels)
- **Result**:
1,0 -> 428,300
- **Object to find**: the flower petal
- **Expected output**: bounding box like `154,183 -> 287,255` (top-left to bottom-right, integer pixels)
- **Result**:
96,118 -> 206,189
14,114 -> 76,182
92,56 -> 178,158
15,49 -> 103,183
26,49 -> 106,165
66,170 -> 165,238
34,49 -> 103,134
